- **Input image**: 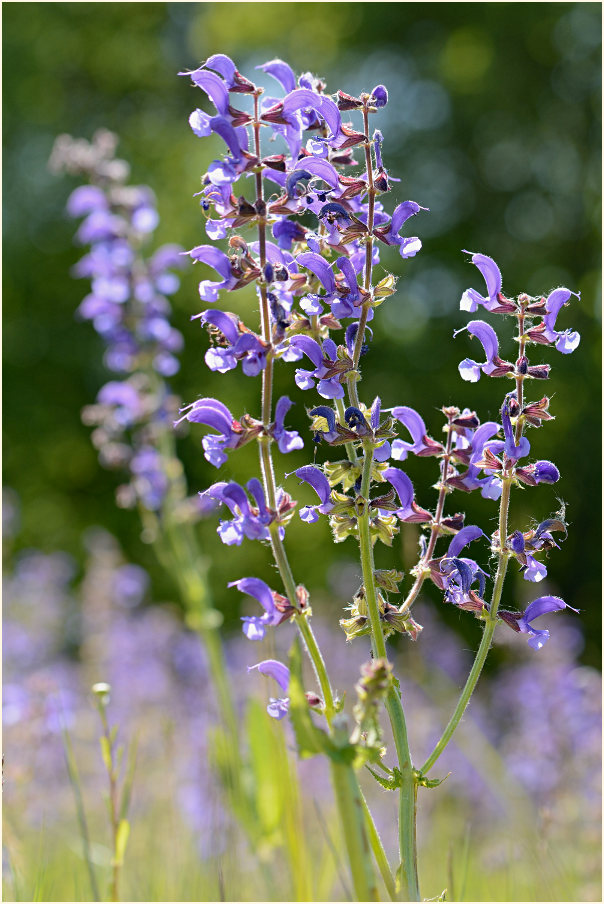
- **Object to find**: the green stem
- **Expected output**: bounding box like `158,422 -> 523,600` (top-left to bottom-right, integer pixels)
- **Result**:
330,759 -> 380,902
249,93 -> 377,895
360,788 -> 397,900
420,475 -> 512,775
357,445 -> 420,901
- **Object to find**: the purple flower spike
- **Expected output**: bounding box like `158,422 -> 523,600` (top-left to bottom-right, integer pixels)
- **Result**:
229,577 -> 282,641
460,251 -> 503,313
543,287 -> 581,354
391,406 -> 428,460
248,659 -> 290,719
273,396 -> 304,454
293,465 -> 333,522
455,320 -> 500,382
517,595 -> 579,650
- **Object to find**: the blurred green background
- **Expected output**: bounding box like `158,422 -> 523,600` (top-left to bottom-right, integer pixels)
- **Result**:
3,2 -> 601,665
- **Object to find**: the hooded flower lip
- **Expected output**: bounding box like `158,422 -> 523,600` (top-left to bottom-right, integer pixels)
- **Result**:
542,287 -> 581,354
455,320 -> 513,383
289,335 -> 349,399
292,465 -> 334,522
229,577 -> 285,640
460,251 -> 504,313
188,245 -> 237,302
382,467 -> 432,523
256,59 -> 297,94
202,479 -> 273,545
271,396 -> 304,454
198,309 -> 268,376
390,407 -> 444,460
374,201 -> 426,258
248,659 -> 290,719
174,397 -> 244,467
501,595 -> 579,650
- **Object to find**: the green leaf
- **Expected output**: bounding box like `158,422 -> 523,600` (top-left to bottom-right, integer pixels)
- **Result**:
113,819 -> 130,866
414,769 -> 451,789
246,698 -> 284,838
99,736 -> 112,773
366,765 -> 402,791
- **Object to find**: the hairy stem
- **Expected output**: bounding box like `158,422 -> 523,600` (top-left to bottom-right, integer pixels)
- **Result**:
251,94 -> 376,894
357,444 -> 420,900
420,475 -> 512,774
400,412 -> 455,614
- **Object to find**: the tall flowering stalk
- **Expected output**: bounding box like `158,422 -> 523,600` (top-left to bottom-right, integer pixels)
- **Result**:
51,132 -> 247,808
178,53 -> 580,901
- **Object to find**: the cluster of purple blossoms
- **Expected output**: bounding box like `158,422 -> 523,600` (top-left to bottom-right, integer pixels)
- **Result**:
178,49 -> 580,736
53,132 -> 200,517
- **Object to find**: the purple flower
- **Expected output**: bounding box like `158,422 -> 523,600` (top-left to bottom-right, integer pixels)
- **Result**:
516,460 -> 560,486
257,59 -> 297,94
501,395 -> 530,462
382,466 -> 431,522
198,310 -> 268,376
203,479 -> 272,545
460,251 -> 503,313
371,85 -> 388,108
517,596 -> 579,650
248,659 -> 290,720
174,397 -> 242,467
508,531 -> 548,583
229,577 -> 283,640
374,201 -> 425,258
289,335 -> 345,399
292,466 -> 334,523
391,407 -> 431,460
97,380 -> 143,427
189,245 -> 237,302
272,397 -> 304,454
129,447 -> 168,510
448,421 -> 503,499
455,320 -> 503,382
543,287 -> 581,354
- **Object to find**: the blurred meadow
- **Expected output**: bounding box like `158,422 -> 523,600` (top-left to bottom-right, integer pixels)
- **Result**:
3,2 -> 602,902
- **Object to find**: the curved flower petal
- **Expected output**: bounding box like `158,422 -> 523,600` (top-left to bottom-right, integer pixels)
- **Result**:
257,59 -> 297,93
248,658 -> 290,693
460,251 -> 502,312
289,335 -> 324,368
383,466 -> 414,514
446,525 -> 485,559
293,465 -> 332,511
296,251 -> 336,294
293,156 -> 340,190
183,68 -> 230,116
282,89 -> 342,142
229,577 -> 277,616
